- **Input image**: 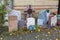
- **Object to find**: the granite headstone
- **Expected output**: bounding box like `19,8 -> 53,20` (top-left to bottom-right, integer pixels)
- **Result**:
38,9 -> 50,24
18,19 -> 25,27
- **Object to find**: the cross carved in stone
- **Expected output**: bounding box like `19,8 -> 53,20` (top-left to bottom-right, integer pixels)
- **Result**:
24,5 -> 35,17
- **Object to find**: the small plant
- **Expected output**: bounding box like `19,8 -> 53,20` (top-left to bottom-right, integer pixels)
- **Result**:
0,1 -> 7,33
35,25 -> 40,30
35,25 -> 41,32
19,28 -> 24,32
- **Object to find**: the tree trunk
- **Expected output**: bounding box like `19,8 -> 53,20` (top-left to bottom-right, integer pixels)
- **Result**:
57,0 -> 60,26
58,0 -> 60,14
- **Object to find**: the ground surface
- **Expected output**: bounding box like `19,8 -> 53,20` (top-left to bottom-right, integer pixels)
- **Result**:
0,26 -> 60,40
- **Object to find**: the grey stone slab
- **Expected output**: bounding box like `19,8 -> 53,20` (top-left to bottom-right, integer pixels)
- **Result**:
38,10 -> 50,24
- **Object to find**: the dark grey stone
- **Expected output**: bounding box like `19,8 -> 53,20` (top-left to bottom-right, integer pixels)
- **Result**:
18,20 -> 25,28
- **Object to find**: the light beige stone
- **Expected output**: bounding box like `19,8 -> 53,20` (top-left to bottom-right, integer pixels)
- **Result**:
8,16 -> 18,32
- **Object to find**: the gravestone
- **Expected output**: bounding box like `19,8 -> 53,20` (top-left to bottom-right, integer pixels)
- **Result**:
48,13 -> 57,28
8,16 -> 18,32
51,15 -> 57,26
37,19 -> 44,26
24,5 -> 35,19
27,17 -> 35,29
10,10 -> 21,21
9,10 -> 22,28
18,19 -> 25,28
38,9 -> 50,24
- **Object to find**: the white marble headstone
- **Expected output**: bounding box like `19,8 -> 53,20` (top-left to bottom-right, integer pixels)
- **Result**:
51,15 -> 57,26
27,17 -> 35,29
10,10 -> 21,21
37,19 -> 44,26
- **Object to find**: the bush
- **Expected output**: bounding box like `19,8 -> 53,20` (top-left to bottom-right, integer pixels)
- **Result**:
0,1 -> 7,34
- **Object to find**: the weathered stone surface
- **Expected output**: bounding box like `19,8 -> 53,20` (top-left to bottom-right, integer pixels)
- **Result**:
8,16 -> 18,32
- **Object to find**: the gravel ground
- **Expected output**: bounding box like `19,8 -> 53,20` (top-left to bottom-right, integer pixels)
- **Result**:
0,26 -> 60,40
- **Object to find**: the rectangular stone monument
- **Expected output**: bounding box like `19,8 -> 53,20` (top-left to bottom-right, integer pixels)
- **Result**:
37,19 -> 44,26
27,17 -> 35,29
51,15 -> 57,26
8,16 -> 18,32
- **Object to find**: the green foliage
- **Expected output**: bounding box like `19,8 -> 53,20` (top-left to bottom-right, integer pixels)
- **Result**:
0,1 -> 7,34
35,25 -> 40,30
0,2 -> 7,27
19,28 -> 24,32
